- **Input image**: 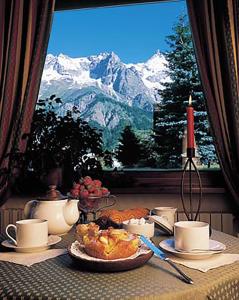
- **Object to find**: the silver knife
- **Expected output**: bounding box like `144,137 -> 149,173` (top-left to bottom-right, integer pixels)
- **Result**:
140,235 -> 194,284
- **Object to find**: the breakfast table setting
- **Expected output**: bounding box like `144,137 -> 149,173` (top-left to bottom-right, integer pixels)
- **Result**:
0,178 -> 239,300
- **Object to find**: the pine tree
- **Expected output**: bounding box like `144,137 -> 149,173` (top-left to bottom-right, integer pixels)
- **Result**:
154,14 -> 217,168
116,125 -> 142,167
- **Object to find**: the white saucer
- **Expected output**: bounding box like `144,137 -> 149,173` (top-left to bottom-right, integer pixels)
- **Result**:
1,235 -> 62,253
148,215 -> 173,235
159,239 -> 226,260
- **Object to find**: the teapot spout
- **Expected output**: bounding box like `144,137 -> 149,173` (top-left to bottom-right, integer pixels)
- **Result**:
63,199 -> 80,226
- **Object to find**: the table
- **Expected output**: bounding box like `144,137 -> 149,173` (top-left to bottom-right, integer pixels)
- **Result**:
0,230 -> 239,300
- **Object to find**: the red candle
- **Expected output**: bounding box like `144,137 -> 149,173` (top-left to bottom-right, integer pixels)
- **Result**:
187,95 -> 194,148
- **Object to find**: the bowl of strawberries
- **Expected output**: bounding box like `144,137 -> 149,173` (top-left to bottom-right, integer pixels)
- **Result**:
69,176 -> 114,214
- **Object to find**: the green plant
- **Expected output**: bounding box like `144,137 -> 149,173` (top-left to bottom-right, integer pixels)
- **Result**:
22,95 -> 112,191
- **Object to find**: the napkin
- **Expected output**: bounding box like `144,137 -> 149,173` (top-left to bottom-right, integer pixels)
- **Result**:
169,253 -> 239,272
0,249 -> 67,267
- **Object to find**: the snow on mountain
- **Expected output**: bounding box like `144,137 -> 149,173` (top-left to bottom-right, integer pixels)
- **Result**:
42,53 -> 95,86
40,50 -> 168,105
39,51 -> 169,148
127,50 -> 169,90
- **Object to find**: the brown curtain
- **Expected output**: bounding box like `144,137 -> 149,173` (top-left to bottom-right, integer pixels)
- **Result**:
0,0 -> 55,204
187,0 -> 239,213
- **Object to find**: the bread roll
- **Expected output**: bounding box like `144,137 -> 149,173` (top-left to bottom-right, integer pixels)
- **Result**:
100,208 -> 149,224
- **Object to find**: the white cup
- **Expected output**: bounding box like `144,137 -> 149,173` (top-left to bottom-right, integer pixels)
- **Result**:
6,219 -> 48,248
152,207 -> 177,226
174,221 -> 210,251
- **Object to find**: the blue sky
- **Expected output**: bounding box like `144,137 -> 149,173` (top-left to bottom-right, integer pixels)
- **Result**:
48,0 -> 187,63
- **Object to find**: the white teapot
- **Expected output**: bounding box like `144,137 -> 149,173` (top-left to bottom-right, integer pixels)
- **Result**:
24,186 -> 79,235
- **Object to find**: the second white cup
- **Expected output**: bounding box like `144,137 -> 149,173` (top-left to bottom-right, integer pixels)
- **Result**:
152,207 -> 177,226
174,221 -> 210,251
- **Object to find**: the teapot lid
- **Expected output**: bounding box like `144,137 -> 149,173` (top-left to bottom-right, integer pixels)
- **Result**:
38,185 -> 67,201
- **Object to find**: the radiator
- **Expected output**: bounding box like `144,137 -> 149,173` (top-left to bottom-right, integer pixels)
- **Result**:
0,208 -> 24,234
176,212 -> 235,236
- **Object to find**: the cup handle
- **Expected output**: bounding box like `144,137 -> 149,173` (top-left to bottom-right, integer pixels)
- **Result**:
6,224 -> 17,245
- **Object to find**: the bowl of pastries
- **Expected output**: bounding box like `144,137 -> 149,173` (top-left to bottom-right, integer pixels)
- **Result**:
68,222 -> 153,272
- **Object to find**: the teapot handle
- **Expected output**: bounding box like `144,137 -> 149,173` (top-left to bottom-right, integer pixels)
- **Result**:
24,200 -> 38,218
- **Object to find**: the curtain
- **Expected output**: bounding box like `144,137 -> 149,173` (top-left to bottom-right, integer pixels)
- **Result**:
0,0 -> 55,204
187,0 -> 239,213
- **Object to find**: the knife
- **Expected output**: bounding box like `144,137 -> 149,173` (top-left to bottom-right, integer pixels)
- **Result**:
140,235 -> 194,284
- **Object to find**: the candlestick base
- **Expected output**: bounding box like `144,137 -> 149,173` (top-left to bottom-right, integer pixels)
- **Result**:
187,148 -> 195,158
181,148 -> 202,221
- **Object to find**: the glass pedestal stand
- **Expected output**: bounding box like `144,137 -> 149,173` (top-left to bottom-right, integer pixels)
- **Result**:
180,148 -> 202,221
78,194 -> 116,224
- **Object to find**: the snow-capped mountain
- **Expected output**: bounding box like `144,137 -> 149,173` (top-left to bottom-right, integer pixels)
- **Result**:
40,51 -> 168,105
39,51 -> 169,148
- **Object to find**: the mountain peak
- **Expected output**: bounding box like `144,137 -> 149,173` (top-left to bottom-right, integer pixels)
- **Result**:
109,51 -> 118,57
105,51 -> 120,63
58,53 -> 71,59
145,50 -> 167,72
46,53 -> 55,59
147,50 -> 164,62
44,54 -> 57,67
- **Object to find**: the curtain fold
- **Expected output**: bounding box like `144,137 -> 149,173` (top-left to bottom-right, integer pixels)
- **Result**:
0,0 -> 55,204
187,0 -> 239,213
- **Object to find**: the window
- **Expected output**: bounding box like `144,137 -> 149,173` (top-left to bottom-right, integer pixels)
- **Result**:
27,1 -> 220,192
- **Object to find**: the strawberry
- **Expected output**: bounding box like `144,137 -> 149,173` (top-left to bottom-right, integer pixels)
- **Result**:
93,188 -> 102,197
70,188 -> 80,198
80,189 -> 89,199
73,183 -> 81,190
86,184 -> 96,193
101,187 -> 109,196
83,176 -> 93,186
93,179 -> 102,187
80,185 -> 86,191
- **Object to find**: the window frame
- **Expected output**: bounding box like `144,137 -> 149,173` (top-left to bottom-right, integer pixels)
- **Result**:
53,0 -> 224,194
55,0 -> 166,11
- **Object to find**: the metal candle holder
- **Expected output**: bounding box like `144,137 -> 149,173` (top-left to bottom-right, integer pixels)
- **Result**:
181,147 -> 202,221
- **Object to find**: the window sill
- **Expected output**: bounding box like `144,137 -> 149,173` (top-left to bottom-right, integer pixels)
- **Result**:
103,169 -> 226,194
110,187 -> 225,194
